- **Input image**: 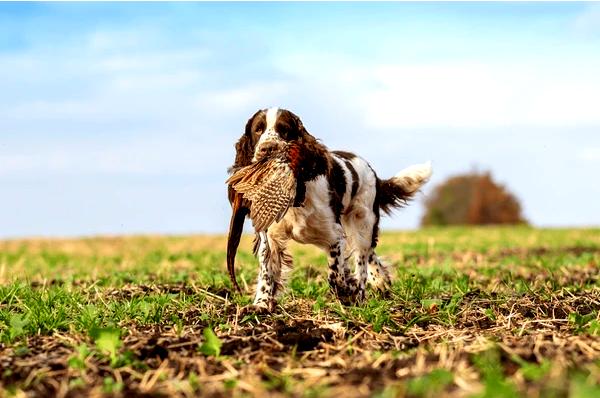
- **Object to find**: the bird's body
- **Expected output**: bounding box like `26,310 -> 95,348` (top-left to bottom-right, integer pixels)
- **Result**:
227,144 -> 298,232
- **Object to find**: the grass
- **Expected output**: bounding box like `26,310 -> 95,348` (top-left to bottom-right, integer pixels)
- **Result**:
0,226 -> 599,397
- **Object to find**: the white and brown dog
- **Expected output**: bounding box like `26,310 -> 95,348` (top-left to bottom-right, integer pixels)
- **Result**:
227,107 -> 431,311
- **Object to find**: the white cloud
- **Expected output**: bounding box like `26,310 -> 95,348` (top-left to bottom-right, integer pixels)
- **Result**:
366,62 -> 600,129
362,63 -> 513,129
276,54 -> 600,130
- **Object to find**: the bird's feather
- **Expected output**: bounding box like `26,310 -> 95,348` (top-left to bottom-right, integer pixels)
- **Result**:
227,152 -> 297,232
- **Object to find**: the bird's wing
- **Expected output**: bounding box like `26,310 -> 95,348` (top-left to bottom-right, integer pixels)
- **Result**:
227,156 -> 296,232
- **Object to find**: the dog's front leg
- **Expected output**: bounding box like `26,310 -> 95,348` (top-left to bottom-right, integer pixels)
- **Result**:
252,232 -> 280,311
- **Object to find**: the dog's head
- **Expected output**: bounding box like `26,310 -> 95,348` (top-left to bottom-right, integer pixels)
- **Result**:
231,107 -> 317,170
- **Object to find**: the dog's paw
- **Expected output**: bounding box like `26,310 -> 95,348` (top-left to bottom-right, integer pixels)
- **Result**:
336,290 -> 365,306
239,301 -> 275,317
331,278 -> 365,306
369,287 -> 392,300
368,279 -> 392,297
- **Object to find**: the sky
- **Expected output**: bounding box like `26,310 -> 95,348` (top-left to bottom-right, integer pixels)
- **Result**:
1,2 -> 600,238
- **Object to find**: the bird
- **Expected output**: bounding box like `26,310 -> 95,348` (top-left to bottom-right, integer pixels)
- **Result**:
226,143 -> 300,232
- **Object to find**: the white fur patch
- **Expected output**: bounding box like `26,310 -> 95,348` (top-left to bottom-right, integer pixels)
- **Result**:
392,161 -> 433,194
266,107 -> 279,131
284,176 -> 342,249
342,157 -> 377,252
253,107 -> 281,161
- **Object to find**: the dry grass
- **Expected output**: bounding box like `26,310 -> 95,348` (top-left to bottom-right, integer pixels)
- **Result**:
1,227 -> 599,397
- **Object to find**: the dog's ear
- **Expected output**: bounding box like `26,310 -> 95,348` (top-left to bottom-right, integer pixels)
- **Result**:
229,111 -> 262,173
292,114 -> 330,182
228,115 -> 259,205
232,133 -> 254,170
292,114 -> 309,139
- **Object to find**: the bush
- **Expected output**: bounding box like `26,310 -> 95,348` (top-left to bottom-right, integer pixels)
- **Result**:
421,171 -> 527,226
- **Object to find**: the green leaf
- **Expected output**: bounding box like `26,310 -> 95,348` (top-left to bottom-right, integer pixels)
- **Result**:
421,298 -> 442,310
90,327 -> 122,366
484,308 -> 496,321
517,359 -> 551,381
570,373 -> 600,398
69,377 -> 85,389
199,327 -> 222,357
102,376 -> 124,394
188,372 -> 201,392
586,320 -> 600,336
569,312 -> 598,333
68,344 -> 90,370
14,345 -> 29,357
472,348 -> 519,398
408,368 -> 454,397
9,314 -> 29,340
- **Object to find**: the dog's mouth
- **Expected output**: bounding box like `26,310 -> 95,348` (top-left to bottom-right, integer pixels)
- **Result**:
254,141 -> 282,161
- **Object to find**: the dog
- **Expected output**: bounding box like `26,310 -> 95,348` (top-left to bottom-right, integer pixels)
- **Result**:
227,107 -> 431,311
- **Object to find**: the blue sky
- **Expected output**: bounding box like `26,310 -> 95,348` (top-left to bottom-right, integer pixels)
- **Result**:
1,2 -> 600,238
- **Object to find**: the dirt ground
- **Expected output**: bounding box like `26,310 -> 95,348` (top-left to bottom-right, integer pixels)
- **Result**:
1,231 -> 599,397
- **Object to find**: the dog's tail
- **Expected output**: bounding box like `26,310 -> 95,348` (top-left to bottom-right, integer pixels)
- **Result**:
377,161 -> 432,215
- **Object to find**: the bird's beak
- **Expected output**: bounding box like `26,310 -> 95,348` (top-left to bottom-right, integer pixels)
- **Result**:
226,192 -> 247,293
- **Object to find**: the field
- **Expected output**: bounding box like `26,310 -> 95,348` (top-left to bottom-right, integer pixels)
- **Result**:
0,227 -> 599,397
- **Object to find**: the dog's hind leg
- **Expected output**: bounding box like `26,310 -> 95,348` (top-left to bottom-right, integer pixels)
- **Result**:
367,251 -> 392,293
363,205 -> 392,293
327,232 -> 361,305
341,182 -> 380,302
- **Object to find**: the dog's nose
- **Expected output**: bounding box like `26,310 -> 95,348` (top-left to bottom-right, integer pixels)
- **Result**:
257,142 -> 278,158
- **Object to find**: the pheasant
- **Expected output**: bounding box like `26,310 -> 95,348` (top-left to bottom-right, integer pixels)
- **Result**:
227,142 -> 301,232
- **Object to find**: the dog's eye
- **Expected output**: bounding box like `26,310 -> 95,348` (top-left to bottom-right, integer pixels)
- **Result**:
253,129 -> 263,139
253,121 -> 266,136
278,126 -> 297,141
284,129 -> 298,140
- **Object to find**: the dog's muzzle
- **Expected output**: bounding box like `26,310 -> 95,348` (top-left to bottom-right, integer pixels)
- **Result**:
255,141 -> 280,160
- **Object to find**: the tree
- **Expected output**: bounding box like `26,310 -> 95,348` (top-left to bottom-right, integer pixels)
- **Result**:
421,171 -> 527,226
